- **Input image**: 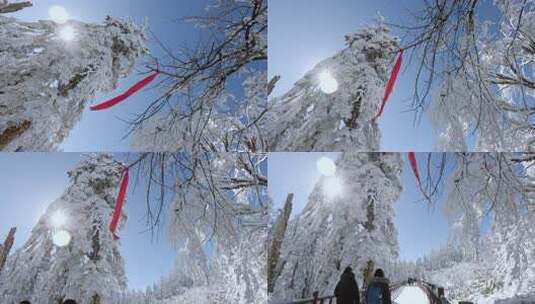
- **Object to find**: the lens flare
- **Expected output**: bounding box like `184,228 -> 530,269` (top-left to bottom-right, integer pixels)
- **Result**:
48,5 -> 69,24
52,230 -> 71,247
316,157 -> 336,176
318,71 -> 338,94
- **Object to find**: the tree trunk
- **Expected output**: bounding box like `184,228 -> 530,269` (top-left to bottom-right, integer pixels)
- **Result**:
0,227 -> 16,273
268,193 -> 293,293
361,259 -> 375,299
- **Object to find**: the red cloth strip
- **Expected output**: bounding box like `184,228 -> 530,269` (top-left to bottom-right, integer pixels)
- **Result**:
109,168 -> 129,240
408,152 -> 421,186
373,50 -> 403,121
90,72 -> 159,111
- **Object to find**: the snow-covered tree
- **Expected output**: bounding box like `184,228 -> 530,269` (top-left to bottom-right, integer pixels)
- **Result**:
265,24 -> 399,151
116,152 -> 268,304
131,0 -> 267,153
398,0 -> 535,151
0,5 -> 146,151
0,154 -> 128,304
271,152 -> 403,301
412,152 -> 535,302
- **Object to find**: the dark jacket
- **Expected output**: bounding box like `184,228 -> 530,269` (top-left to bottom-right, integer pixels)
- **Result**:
365,277 -> 392,304
334,270 -> 360,304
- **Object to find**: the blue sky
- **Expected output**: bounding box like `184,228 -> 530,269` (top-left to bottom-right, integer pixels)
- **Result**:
0,153 -> 176,291
269,0 -> 500,152
268,152 -> 451,262
9,0 -> 212,152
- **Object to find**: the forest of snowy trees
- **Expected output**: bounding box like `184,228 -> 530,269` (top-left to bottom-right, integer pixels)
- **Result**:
2,0 -> 535,303
268,152 -> 535,304
0,152 -> 268,304
267,0 -> 535,152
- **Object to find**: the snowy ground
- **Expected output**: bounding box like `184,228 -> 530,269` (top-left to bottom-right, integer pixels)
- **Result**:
395,286 -> 430,304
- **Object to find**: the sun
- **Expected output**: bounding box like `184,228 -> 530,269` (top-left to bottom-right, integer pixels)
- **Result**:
52,229 -> 72,247
48,5 -> 69,24
50,210 -> 67,228
322,176 -> 344,199
318,71 -> 339,94
317,157 -> 336,176
59,26 -> 76,42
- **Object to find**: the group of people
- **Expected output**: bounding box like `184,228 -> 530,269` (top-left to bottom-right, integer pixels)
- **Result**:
334,267 -> 392,304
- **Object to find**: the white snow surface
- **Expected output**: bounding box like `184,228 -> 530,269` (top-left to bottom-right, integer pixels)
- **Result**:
395,286 -> 430,304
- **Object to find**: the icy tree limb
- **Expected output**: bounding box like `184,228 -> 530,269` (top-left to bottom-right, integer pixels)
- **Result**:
268,75 -> 281,96
0,1 -> 32,14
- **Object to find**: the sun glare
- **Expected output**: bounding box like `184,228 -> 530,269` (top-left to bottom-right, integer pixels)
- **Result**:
318,71 -> 339,94
48,5 -> 69,24
323,176 -> 344,199
50,210 -> 67,228
59,26 -> 76,42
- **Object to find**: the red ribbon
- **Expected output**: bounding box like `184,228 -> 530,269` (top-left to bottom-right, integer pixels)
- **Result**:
90,72 -> 159,111
408,152 -> 421,186
109,168 -> 129,240
373,50 -> 403,121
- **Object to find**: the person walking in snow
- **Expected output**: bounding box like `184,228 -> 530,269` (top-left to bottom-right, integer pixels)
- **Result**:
334,266 -> 360,304
365,268 -> 392,304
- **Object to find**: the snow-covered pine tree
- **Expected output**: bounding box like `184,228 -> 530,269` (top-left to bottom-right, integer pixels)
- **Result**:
0,8 -> 146,151
265,24 -> 399,151
0,154 -> 128,304
271,153 -> 402,301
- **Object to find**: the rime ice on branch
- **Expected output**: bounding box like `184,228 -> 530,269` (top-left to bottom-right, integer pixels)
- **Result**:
0,14 -> 146,151
0,154 -> 128,304
265,24 -> 399,151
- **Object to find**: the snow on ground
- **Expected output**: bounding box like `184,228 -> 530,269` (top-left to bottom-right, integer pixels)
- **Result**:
395,286 -> 430,304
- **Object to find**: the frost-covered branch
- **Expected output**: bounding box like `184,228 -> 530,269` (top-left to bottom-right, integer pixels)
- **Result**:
399,0 -> 535,150
131,0 -> 267,153
0,1 -> 32,14
127,152 -> 267,237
